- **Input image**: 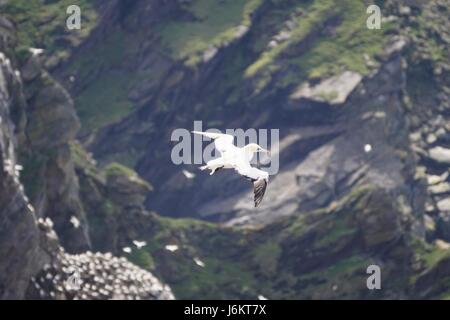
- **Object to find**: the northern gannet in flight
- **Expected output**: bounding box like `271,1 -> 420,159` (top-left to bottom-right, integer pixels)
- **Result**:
192,131 -> 270,207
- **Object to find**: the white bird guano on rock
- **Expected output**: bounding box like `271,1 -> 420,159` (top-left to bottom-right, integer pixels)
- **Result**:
192,131 -> 270,207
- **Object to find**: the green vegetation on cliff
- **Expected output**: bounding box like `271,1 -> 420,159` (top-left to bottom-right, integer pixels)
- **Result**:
5,0 -> 450,301
120,186 -> 449,299
75,74 -> 134,134
246,0 -> 393,88
159,0 -> 263,66
3,0 -> 98,63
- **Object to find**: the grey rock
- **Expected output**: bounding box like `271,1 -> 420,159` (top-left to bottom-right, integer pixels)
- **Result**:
25,74 -> 80,149
21,55 -> 41,82
0,30 -> 173,299
290,71 -> 363,105
203,46 -> 218,63
0,48 -> 48,299
436,211 -> 450,241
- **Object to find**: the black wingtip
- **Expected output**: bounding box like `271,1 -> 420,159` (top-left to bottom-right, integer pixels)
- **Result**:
253,178 -> 268,208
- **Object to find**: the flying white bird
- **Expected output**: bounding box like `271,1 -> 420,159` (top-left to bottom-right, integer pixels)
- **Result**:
28,47 -> 44,56
165,244 -> 179,252
182,169 -> 196,179
192,131 -> 270,207
70,215 -> 80,229
132,240 -> 147,249
122,247 -> 132,253
193,257 -> 205,268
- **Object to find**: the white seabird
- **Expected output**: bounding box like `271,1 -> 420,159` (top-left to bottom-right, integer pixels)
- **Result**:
182,169 -> 196,179
28,47 -> 44,56
192,131 -> 270,207
70,215 -> 81,229
165,244 -> 179,252
132,240 -> 147,249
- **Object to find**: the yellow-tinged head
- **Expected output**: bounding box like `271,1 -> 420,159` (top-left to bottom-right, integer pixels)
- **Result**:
244,143 -> 270,155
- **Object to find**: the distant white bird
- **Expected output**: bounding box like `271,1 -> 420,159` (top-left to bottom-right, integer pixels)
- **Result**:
28,47 -> 44,56
132,240 -> 147,249
182,169 -> 196,179
192,131 -> 270,207
364,144 -> 372,153
70,215 -> 80,229
193,257 -> 205,268
165,244 -> 179,252
122,247 -> 132,253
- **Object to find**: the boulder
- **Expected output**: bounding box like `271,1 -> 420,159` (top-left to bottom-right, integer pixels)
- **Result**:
290,71 -> 363,105
436,211 -> 450,241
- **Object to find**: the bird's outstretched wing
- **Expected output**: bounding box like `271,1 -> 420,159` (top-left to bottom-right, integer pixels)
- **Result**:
192,131 -> 234,155
234,163 -> 269,207
253,178 -> 268,208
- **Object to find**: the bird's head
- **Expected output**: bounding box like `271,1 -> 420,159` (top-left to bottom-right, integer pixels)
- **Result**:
245,143 -> 270,155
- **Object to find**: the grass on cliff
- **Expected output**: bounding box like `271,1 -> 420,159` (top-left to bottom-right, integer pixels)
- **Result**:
101,162 -> 152,191
3,0 -> 98,57
69,141 -> 97,175
124,215 -> 265,299
245,0 -> 337,77
124,185 -> 406,299
75,72 -> 134,134
412,240 -> 450,271
81,180 -> 450,299
64,30 -> 136,134
4,0 -> 132,135
102,162 -> 137,178
245,0 -> 394,88
158,0 -> 263,66
290,0 -> 391,79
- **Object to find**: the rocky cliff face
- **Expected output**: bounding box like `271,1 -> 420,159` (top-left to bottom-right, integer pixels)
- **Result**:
0,15 -> 173,299
19,52 -> 91,253
2,0 -> 450,300
43,0 -> 426,230
0,21 -> 44,298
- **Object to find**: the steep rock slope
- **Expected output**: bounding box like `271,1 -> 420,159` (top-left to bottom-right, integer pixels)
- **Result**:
18,51 -> 91,253
0,22 -> 44,297
42,0 -> 397,222
66,0 -> 450,299
64,0 -> 448,236
398,0 -> 450,243
3,0 -> 450,300
45,0 -> 423,227
0,15 -> 173,300
83,182 -> 450,299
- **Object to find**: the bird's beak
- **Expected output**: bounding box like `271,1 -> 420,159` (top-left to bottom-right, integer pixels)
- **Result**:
261,148 -> 270,157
